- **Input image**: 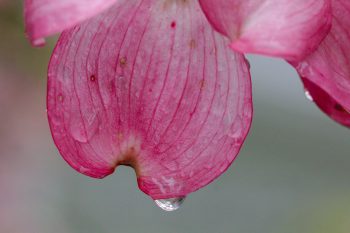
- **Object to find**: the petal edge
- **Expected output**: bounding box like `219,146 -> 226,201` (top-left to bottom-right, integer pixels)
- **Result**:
24,0 -> 118,46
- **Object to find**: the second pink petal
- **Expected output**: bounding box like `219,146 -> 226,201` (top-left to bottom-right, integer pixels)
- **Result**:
199,0 -> 332,61
292,0 -> 350,127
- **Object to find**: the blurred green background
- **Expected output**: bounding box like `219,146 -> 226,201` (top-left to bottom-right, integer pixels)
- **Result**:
1,1 -> 350,233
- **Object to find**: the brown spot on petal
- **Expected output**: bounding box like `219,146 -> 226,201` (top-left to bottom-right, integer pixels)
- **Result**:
199,80 -> 206,90
119,57 -> 127,68
163,0 -> 191,11
190,39 -> 196,48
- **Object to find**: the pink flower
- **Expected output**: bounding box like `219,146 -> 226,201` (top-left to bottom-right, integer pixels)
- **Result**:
24,0 -> 349,204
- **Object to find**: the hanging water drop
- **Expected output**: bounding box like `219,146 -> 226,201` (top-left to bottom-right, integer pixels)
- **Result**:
304,90 -> 314,102
154,196 -> 186,211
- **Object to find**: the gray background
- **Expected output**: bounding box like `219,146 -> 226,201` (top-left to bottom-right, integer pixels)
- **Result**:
0,2 -> 349,233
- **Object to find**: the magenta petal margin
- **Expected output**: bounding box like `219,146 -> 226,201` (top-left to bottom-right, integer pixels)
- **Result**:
292,0 -> 350,127
47,0 -> 252,199
199,0 -> 332,61
24,0 -> 118,46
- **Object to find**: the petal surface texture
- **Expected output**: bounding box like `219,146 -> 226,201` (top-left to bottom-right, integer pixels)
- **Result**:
47,0 -> 253,199
199,0 -> 332,61
293,0 -> 350,127
24,0 -> 118,45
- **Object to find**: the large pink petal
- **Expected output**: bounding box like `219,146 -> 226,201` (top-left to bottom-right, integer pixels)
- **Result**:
292,0 -> 350,127
24,0 -> 118,46
47,0 -> 252,199
199,0 -> 332,61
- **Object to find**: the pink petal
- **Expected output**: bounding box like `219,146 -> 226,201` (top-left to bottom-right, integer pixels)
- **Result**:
302,78 -> 350,127
292,0 -> 350,127
199,0 -> 332,61
24,0 -> 118,46
47,0 -> 252,199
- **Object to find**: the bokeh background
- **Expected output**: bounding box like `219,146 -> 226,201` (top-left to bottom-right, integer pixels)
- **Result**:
1,1 -> 350,233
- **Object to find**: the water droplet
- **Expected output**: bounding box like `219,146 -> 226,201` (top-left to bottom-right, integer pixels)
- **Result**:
154,196 -> 186,212
304,90 -> 314,102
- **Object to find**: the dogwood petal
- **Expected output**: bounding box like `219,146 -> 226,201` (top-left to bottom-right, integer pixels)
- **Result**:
199,0 -> 332,61
24,0 -> 118,46
292,0 -> 350,127
301,78 -> 350,127
47,0 -> 252,199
